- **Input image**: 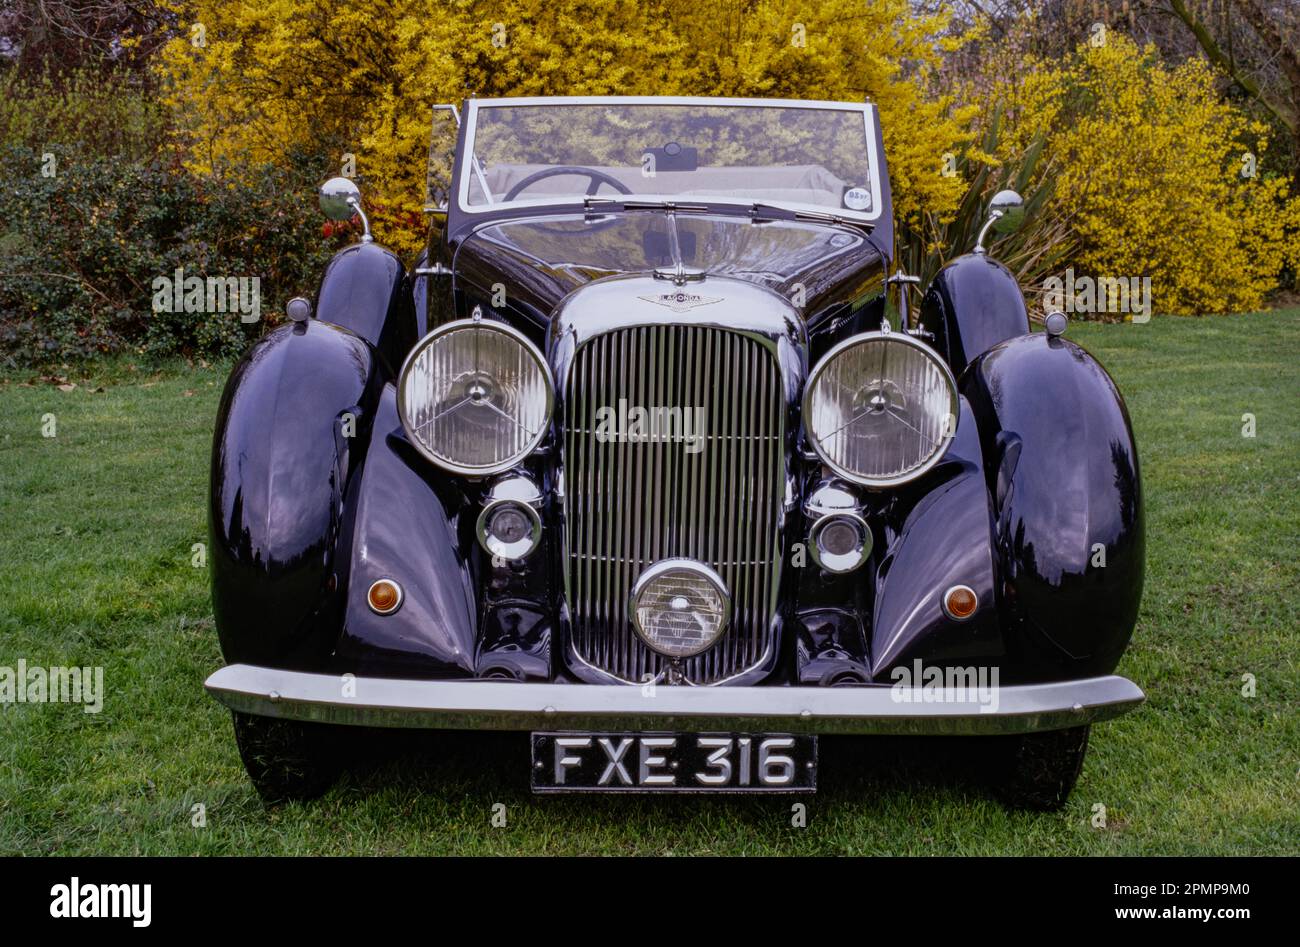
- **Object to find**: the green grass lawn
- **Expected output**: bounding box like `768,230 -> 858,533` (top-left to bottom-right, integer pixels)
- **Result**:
1,311 -> 1296,855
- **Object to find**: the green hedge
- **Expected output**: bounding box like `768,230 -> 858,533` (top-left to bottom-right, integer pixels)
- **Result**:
0,145 -> 342,365
0,70 -> 345,365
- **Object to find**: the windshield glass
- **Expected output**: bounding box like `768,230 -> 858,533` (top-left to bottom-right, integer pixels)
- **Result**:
459,98 -> 881,220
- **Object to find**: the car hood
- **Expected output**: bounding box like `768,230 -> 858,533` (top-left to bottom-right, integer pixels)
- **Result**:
451,211 -> 887,328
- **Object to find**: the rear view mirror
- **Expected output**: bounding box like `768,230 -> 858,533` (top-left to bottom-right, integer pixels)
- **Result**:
644,142 -> 698,173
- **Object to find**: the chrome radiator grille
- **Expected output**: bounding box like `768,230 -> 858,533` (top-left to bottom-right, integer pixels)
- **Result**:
563,325 -> 784,684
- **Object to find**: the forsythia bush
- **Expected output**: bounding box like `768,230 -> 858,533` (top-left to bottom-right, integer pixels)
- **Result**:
1003,35 -> 1300,315
145,9 -> 1299,319
157,0 -> 976,255
0,70 -> 166,164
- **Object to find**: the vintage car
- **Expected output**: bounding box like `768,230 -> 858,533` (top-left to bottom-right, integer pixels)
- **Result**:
204,96 -> 1144,809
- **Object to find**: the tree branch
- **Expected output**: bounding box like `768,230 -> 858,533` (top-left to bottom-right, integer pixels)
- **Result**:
1167,0 -> 1297,133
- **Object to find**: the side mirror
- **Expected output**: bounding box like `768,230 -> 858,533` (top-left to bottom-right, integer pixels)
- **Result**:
974,189 -> 1024,256
319,177 -> 373,243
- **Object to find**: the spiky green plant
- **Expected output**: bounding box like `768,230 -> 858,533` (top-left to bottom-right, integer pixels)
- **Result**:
895,107 -> 1076,320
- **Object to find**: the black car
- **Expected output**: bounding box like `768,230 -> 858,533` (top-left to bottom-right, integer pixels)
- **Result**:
205,96 -> 1144,809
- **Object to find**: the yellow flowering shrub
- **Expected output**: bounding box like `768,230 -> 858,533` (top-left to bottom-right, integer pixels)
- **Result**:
156,8 -> 1297,311
657,0 -> 978,234
1001,35 -> 1300,315
156,0 -> 976,255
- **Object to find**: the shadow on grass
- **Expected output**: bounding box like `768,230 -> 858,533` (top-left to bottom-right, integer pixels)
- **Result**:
316,728 -> 1005,813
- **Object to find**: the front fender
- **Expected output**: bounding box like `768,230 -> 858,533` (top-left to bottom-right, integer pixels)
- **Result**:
869,396 -> 1003,681
316,242 -> 416,373
920,253 -> 1029,376
209,321 -> 386,670
332,387 -> 478,678
962,333 -> 1144,678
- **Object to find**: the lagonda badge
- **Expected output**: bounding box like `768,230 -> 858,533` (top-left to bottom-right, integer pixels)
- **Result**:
637,292 -> 723,313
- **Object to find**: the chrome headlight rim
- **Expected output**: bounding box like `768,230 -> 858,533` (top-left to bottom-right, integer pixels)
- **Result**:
629,558 -> 732,659
396,318 -> 555,477
802,329 -> 959,489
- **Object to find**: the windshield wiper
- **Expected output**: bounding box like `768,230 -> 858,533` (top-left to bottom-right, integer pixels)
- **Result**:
748,202 -> 874,232
579,196 -> 875,233
582,197 -> 711,220
583,197 -> 709,212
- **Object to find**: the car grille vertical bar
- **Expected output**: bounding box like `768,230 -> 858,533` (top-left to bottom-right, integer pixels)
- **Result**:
565,326 -> 783,685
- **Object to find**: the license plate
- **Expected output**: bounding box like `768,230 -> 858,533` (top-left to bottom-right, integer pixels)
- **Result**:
530,732 -> 816,793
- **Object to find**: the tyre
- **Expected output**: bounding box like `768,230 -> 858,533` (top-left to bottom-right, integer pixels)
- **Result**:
231,711 -> 341,804
994,724 -> 1090,811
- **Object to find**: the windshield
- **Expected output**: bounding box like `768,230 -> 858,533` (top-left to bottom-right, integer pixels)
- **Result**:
458,98 -> 882,221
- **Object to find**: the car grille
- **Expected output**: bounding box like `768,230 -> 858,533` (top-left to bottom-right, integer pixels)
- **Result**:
563,325 -> 784,684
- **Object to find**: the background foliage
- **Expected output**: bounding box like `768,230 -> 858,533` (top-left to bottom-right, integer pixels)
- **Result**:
1043,37 -> 1300,315
156,0 -> 976,254
1,1 -> 1298,363
0,143 -> 337,363
0,67 -> 342,363
950,32 -> 1300,314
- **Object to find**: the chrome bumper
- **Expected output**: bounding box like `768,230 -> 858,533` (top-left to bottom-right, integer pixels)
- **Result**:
204,664 -> 1144,736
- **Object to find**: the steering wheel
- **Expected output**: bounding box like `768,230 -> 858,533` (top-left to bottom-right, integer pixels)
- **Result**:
503,165 -> 634,202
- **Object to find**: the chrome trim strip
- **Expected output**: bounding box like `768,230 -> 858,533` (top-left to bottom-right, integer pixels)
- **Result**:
471,95 -> 881,108
206,664 -> 1145,736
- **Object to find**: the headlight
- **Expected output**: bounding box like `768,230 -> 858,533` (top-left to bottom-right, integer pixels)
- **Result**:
803,331 -> 958,487
398,319 -> 553,475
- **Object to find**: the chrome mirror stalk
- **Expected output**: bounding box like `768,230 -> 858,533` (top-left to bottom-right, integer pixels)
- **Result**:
973,189 -> 1024,256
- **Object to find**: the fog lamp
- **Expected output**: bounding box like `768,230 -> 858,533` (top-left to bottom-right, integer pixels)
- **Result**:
630,559 -> 730,659
809,512 -> 871,574
477,497 -> 542,560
